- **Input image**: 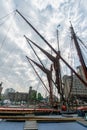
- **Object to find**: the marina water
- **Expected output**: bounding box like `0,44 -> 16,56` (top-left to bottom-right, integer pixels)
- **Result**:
0,121 -> 24,130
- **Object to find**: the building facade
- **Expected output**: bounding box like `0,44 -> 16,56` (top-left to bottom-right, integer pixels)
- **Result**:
7,92 -> 28,102
63,66 -> 87,102
4,86 -> 37,104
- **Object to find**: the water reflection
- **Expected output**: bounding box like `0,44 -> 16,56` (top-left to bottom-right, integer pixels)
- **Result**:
0,121 -> 24,130
38,122 -> 87,130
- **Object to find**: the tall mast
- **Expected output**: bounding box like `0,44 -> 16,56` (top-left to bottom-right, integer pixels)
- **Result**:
56,26 -> 63,99
16,10 -> 87,87
70,24 -> 87,80
57,25 -> 60,51
24,36 -> 87,90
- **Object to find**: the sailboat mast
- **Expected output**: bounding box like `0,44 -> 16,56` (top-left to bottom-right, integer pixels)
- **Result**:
56,28 -> 61,94
16,10 -> 87,87
70,24 -> 87,80
56,27 -> 64,101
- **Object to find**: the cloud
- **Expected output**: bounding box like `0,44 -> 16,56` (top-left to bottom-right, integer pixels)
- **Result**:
0,0 -> 87,97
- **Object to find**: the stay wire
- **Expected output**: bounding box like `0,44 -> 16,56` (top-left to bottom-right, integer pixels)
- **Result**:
0,12 -> 16,50
0,10 -> 15,21
79,41 -> 87,63
77,36 -> 87,51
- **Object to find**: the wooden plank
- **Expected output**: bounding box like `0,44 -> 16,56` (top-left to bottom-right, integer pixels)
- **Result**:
0,115 -> 78,122
24,121 -> 37,130
77,118 -> 87,127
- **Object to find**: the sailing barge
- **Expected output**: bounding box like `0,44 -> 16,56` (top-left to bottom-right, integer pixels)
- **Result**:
1,10 -> 87,120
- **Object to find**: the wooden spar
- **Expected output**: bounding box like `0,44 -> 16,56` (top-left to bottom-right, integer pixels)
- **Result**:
25,36 -> 54,104
26,56 -> 53,106
70,24 -> 87,80
25,36 -> 56,86
26,56 -> 49,93
24,36 -> 87,89
16,10 -> 87,87
25,36 -> 44,68
25,36 -> 64,101
24,35 -> 56,62
25,36 -> 62,96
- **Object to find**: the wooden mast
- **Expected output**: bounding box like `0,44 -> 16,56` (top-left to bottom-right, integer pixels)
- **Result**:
56,27 -> 63,100
24,35 -> 87,88
70,24 -> 87,80
16,10 -> 87,88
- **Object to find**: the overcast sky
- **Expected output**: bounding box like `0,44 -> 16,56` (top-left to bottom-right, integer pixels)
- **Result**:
0,0 -> 87,96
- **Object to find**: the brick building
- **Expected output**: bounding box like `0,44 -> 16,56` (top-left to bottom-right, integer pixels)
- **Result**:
4,86 -> 37,104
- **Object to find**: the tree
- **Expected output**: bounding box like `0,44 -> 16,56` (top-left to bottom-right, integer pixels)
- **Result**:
31,91 -> 37,100
37,93 -> 43,101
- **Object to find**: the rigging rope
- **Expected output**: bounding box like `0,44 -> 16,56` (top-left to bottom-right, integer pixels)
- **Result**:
0,10 -> 15,21
75,37 -> 87,64
79,42 -> 87,64
0,11 -> 20,80
0,20 -> 10,27
77,36 -> 87,51
0,12 -> 16,50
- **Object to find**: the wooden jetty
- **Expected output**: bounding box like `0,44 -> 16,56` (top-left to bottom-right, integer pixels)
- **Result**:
0,115 -> 79,122
24,121 -> 37,130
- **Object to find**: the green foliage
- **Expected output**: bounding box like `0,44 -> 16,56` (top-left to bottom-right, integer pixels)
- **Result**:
31,91 -> 37,100
37,93 -> 43,101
